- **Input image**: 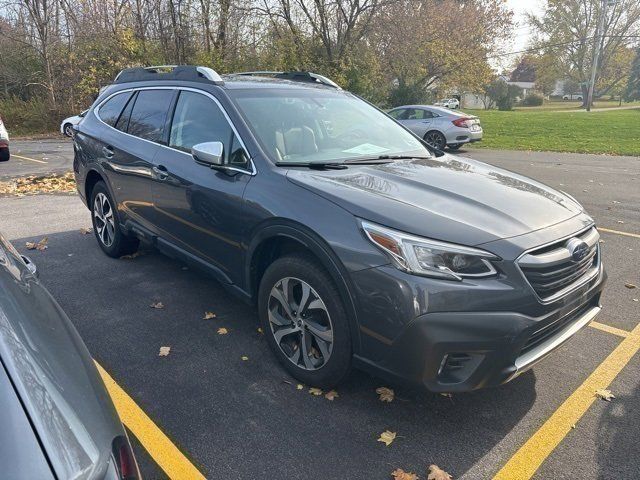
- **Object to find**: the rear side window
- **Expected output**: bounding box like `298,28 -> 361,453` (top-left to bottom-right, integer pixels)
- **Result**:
97,92 -> 132,127
115,93 -> 136,132
127,90 -> 174,143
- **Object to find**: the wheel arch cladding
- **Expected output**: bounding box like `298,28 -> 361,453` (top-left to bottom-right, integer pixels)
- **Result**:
84,169 -> 105,206
247,222 -> 362,355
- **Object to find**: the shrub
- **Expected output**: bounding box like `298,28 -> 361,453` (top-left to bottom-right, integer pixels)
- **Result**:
521,93 -> 544,106
0,97 -> 61,136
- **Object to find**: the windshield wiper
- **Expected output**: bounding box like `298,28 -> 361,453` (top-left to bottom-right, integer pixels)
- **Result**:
343,155 -> 431,164
275,162 -> 348,170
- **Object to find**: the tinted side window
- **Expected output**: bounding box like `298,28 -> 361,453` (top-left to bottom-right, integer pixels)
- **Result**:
115,92 -> 136,132
388,109 -> 406,120
128,90 -> 174,143
98,92 -> 132,127
170,91 -> 247,167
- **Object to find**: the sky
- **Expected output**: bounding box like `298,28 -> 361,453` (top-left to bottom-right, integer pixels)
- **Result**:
497,0 -> 546,70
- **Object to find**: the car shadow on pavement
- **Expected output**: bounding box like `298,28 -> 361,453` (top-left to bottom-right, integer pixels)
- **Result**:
16,229 -> 537,479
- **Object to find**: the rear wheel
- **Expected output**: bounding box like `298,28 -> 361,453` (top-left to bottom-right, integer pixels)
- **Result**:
424,130 -> 447,150
63,123 -> 74,137
90,181 -> 139,258
258,254 -> 352,388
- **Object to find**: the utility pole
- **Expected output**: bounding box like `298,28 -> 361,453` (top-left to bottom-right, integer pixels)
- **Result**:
586,0 -> 611,111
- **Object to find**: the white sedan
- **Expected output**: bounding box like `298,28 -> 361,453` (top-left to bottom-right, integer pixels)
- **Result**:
60,110 -> 88,137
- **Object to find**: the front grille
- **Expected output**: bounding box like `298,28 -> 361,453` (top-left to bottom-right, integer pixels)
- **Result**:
521,301 -> 593,355
518,227 -> 600,301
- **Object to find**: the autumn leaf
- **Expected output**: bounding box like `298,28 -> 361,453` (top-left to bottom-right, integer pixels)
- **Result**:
158,346 -> 170,356
257,327 -> 264,334
217,327 -> 228,335
241,356 -> 249,361
203,311 -> 216,320
377,430 -> 397,446
625,283 -> 637,289
296,384 -> 304,390
595,389 -> 615,401
376,386 -> 395,402
325,390 -> 339,401
309,387 -> 323,396
120,251 -> 142,259
80,227 -> 93,235
150,302 -> 164,309
0,172 -> 76,196
26,237 -> 48,251
427,465 -> 452,480
391,468 -> 418,480
440,393 -> 453,399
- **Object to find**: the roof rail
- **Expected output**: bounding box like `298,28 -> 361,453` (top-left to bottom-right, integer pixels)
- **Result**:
113,65 -> 224,86
232,71 -> 341,89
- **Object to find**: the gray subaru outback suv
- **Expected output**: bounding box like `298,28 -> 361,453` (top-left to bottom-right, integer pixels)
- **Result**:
73,66 -> 606,392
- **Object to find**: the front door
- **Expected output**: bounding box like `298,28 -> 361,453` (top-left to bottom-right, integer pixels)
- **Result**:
151,90 -> 253,285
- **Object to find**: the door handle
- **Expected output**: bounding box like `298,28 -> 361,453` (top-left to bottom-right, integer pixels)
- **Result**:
153,165 -> 169,180
102,145 -> 114,159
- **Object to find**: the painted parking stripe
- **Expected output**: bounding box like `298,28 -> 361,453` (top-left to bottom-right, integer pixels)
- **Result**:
95,362 -> 206,480
11,154 -> 48,164
599,227 -> 640,239
493,321 -> 640,480
589,321 -> 630,338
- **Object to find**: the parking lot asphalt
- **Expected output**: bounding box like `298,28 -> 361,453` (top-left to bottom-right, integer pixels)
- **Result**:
0,138 -> 72,179
0,141 -> 638,479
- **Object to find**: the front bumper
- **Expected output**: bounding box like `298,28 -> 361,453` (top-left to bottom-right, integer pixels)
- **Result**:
352,262 -> 606,393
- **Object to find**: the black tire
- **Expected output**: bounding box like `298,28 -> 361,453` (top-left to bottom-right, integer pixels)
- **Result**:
447,144 -> 462,151
0,147 -> 9,162
90,181 -> 139,258
63,123 -> 74,137
258,254 -> 352,388
424,130 -> 447,150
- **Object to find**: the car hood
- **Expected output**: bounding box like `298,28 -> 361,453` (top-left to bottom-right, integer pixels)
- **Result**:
286,154 -> 583,246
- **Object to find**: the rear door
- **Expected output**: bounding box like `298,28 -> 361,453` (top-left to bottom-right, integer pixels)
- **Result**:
402,108 -> 434,137
98,88 -> 176,230
151,89 -> 253,285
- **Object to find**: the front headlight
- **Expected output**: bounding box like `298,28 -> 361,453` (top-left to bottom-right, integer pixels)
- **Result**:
361,221 -> 499,280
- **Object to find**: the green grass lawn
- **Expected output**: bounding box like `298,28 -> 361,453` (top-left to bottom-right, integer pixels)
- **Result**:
466,108 -> 640,156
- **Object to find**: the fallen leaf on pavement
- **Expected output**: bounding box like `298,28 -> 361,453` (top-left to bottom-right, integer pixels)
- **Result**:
158,346 -> 170,356
296,384 -> 304,390
26,237 -> 48,251
391,468 -> 418,480
377,430 -> 396,446
0,172 -> 76,196
427,464 -> 452,480
217,327 -> 228,335
150,302 -> 164,309
625,283 -> 637,289
440,393 -> 453,398
80,227 -> 93,235
309,387 -> 323,396
120,251 -> 142,259
241,356 -> 249,361
325,390 -> 339,401
203,311 -> 216,319
257,327 -> 264,334
376,386 -> 395,402
595,389 -> 615,401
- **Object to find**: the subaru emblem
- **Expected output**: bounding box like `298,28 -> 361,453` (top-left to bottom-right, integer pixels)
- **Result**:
566,238 -> 589,262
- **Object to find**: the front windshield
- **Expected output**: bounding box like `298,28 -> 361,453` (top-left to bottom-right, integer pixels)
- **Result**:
230,89 -> 429,164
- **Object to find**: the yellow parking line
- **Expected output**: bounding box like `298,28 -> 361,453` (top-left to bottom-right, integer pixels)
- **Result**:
11,154 -> 48,164
493,321 -> 640,480
95,362 -> 206,480
599,227 -> 640,239
589,321 -> 630,338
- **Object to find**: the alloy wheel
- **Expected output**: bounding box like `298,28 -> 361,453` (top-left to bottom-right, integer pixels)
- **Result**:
424,131 -> 446,150
267,277 -> 334,370
93,192 -> 115,247
64,124 -> 74,137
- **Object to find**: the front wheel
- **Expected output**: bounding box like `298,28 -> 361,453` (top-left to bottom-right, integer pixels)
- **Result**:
424,130 -> 447,150
90,181 -> 139,257
258,254 -> 352,388
63,123 -> 74,137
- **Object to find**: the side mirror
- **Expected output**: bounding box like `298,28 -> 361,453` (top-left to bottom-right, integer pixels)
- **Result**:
192,142 -> 224,167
